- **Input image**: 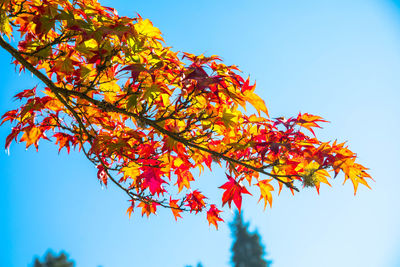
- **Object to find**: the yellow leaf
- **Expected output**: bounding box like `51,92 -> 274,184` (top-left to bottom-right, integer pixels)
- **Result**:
0,11 -> 12,38
102,81 -> 121,102
221,108 -> 237,128
244,90 -> 269,117
301,161 -> 331,194
256,179 -> 274,209
342,162 -> 371,195
121,162 -> 140,183
134,19 -> 163,40
75,39 -> 98,54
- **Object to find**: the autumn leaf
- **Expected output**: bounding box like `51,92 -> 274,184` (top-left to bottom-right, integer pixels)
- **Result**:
20,126 -> 42,150
0,11 -> 12,38
296,113 -> 328,136
169,197 -> 183,221
97,164 -> 108,186
219,175 -> 252,212
126,200 -> 135,219
175,168 -> 194,193
186,190 -> 207,213
206,204 -> 224,229
221,108 -> 238,128
341,159 -> 372,195
14,87 -> 36,100
243,87 -> 269,117
138,201 -> 159,218
256,179 -> 274,209
139,166 -> 167,196
53,132 -> 75,153
301,161 -> 332,194
134,19 -> 163,40
121,162 -> 141,182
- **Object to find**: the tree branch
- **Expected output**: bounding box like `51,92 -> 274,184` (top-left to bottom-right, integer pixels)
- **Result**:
0,35 -> 299,192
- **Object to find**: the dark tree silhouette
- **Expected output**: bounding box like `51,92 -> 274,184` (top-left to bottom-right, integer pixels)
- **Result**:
32,251 -> 74,267
230,213 -> 272,267
185,262 -> 203,267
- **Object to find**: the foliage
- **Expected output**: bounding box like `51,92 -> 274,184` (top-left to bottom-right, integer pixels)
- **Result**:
0,0 -> 372,228
230,213 -> 271,267
32,251 -> 74,267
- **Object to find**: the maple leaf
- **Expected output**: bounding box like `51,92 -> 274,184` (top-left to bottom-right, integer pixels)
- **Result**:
126,200 -> 135,219
121,162 -> 141,182
97,164 -> 108,186
341,159 -> 372,195
0,110 -> 18,126
175,169 -> 194,193
0,11 -> 12,38
5,127 -> 20,150
134,18 -> 163,40
206,204 -> 224,229
298,161 -> 332,194
20,126 -> 42,150
221,108 -> 238,128
186,190 -> 207,213
138,201 -> 159,218
14,87 -> 36,100
51,57 -> 74,76
243,87 -> 269,117
296,113 -> 328,136
139,165 -> 167,196
169,198 -> 183,221
256,179 -> 274,209
53,133 -> 75,153
219,175 -> 252,212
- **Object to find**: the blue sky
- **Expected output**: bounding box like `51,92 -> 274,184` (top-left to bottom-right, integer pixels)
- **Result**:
1,0 -> 400,266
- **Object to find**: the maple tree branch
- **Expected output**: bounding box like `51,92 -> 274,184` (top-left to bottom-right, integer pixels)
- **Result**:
0,35 -> 299,192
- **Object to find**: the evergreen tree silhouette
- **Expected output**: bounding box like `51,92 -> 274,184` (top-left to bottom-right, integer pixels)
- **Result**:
32,251 -> 74,267
230,212 -> 272,267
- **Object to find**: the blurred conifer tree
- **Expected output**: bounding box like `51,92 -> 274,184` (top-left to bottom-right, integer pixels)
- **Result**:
230,212 -> 272,267
32,251 -> 74,267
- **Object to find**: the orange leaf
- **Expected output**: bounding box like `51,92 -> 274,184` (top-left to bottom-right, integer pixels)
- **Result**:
169,198 -> 183,221
20,126 -> 42,150
125,200 -> 135,219
138,201 -> 159,218
206,205 -> 224,229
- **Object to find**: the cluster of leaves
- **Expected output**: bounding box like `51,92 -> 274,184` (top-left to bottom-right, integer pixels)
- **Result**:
0,0 -> 371,229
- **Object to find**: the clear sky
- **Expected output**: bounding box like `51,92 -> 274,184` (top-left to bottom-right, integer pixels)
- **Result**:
1,0 -> 400,266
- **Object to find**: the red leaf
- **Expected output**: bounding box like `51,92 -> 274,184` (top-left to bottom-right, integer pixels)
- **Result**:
139,166 -> 167,196
14,86 -> 36,100
296,113 -> 328,136
5,127 -> 20,150
53,132 -> 75,153
185,190 -> 206,213
219,174 -> 252,212
1,110 -> 18,126
97,164 -> 108,186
